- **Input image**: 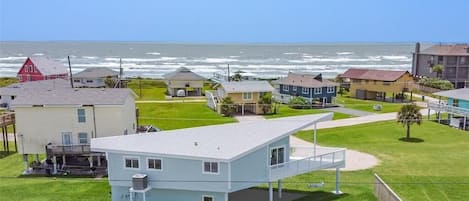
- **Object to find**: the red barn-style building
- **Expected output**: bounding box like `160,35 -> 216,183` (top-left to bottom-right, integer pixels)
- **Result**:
17,57 -> 68,82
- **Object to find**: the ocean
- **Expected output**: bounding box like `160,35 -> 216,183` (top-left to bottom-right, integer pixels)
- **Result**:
0,42 -> 421,79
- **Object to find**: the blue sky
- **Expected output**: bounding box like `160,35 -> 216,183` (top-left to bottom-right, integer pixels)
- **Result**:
1,0 -> 468,43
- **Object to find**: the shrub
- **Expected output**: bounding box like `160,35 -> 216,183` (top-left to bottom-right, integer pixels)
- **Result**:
220,97 -> 236,117
418,77 -> 454,90
288,96 -> 309,109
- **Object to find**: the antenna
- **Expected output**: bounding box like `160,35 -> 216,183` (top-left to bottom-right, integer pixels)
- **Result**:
68,56 -> 74,88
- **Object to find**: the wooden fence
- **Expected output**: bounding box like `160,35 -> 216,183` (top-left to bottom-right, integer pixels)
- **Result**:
374,173 -> 403,201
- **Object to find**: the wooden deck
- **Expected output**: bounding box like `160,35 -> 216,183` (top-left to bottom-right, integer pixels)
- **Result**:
0,113 -> 15,127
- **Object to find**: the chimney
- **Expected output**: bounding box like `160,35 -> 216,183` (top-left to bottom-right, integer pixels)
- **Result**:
415,42 -> 420,54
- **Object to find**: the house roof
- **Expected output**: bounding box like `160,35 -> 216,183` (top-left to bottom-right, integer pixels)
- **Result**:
0,79 -> 71,96
280,72 -> 339,88
220,81 -> 274,93
433,88 -> 469,101
163,67 -> 206,81
91,113 -> 333,161
340,68 -> 410,82
73,67 -> 119,78
11,88 -> 135,106
420,44 -> 469,56
27,57 -> 68,76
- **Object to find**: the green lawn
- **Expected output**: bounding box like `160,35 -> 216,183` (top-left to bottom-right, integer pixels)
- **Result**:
137,102 -> 236,130
264,104 -> 354,120
127,78 -> 167,100
336,95 -> 404,113
287,120 -> 469,201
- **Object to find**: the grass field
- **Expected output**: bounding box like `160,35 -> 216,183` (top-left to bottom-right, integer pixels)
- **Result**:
127,78 -> 167,100
137,102 -> 236,130
336,95 -> 405,113
264,104 -> 354,120
286,119 -> 469,201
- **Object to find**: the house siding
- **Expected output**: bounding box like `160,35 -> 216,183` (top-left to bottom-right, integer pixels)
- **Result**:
413,53 -> 469,88
216,88 -> 272,114
111,186 -> 226,201
165,80 -> 204,96
448,98 -> 469,109
279,84 -> 337,103
348,73 -> 414,98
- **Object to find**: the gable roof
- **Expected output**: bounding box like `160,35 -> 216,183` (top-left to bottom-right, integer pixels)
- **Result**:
433,88 -> 469,101
73,67 -> 119,78
280,72 -> 339,88
420,44 -> 469,56
11,88 -> 135,106
91,113 -> 333,161
163,67 -> 206,81
220,81 -> 274,93
340,68 -> 410,82
27,57 -> 68,76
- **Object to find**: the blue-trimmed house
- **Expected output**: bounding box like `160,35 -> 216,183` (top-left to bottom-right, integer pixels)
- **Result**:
276,72 -> 339,105
91,113 -> 346,201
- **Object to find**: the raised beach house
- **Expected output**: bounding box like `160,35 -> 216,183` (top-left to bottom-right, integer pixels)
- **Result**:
412,43 -> 469,88
73,67 -> 120,88
340,68 -> 414,102
12,88 -> 137,174
163,67 -> 206,97
276,72 -> 339,106
428,88 -> 469,130
91,113 -> 346,201
17,57 -> 68,82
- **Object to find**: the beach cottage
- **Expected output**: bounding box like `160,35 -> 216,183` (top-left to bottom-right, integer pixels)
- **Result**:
73,67 -> 120,88
17,57 -> 68,82
277,72 -> 339,106
12,88 -> 137,174
91,113 -> 346,201
163,67 -> 206,97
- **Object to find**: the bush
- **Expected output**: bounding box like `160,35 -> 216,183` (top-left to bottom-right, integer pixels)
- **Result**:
258,93 -> 272,114
220,97 -> 236,117
288,96 -> 309,109
418,77 -> 454,90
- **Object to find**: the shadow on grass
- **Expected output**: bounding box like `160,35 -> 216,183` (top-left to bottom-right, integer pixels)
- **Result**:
398,137 -> 424,143
0,150 -> 16,159
240,187 -> 348,201
293,190 -> 348,201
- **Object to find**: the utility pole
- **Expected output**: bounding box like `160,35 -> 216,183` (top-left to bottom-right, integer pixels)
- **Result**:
68,56 -> 74,88
227,64 -> 230,82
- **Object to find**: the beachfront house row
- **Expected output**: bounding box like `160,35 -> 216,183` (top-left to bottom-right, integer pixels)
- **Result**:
427,88 -> 469,131
12,88 -> 137,174
73,67 -> 120,88
91,113 -> 346,201
17,57 -> 68,82
163,67 -> 206,97
276,72 -> 339,106
412,43 -> 469,88
210,81 -> 274,115
340,68 -> 415,102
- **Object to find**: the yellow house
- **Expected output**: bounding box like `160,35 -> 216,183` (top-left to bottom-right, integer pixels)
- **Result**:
340,68 -> 414,102
216,81 -> 274,115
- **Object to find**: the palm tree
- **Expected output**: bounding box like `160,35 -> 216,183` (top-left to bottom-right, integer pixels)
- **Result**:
258,93 -> 272,114
397,103 -> 422,140
432,64 -> 444,78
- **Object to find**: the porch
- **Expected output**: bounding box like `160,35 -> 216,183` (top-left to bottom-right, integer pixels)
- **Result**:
427,102 -> 469,130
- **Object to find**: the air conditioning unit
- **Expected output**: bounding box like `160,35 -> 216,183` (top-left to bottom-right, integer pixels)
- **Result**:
132,174 -> 148,190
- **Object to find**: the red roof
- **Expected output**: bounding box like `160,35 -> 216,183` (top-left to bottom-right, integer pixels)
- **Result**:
340,68 -> 410,81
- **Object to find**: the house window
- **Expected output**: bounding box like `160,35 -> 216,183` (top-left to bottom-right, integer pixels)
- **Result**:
327,87 -> 335,93
124,157 -> 140,169
292,86 -> 297,91
86,80 -> 93,83
26,75 -> 31,81
11,96 -> 15,100
438,56 -> 444,64
242,92 -> 252,100
302,88 -> 309,94
203,195 -> 214,201
147,158 -> 162,170
77,109 -> 86,123
24,65 -> 28,73
203,161 -> 219,174
383,81 -> 391,86
447,56 -> 457,65
270,146 -> 285,166
453,99 -> 459,107
314,88 -> 322,94
73,79 -> 80,83
29,65 -> 33,72
78,133 -> 88,144
461,57 -> 468,65
283,85 -> 288,91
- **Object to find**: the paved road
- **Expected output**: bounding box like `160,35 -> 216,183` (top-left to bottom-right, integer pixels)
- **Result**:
321,107 -> 374,117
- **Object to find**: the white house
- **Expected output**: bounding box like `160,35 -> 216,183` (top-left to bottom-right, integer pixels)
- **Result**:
73,67 -> 120,88
92,113 -> 346,201
11,88 -> 137,173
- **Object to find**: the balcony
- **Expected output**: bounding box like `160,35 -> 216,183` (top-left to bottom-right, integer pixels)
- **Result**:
46,144 -> 91,155
428,102 -> 469,116
268,147 -> 346,181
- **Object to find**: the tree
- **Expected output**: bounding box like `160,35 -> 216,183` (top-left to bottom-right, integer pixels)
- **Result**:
432,64 -> 444,78
231,72 -> 243,81
104,76 -> 116,88
220,97 -> 236,117
288,96 -> 308,109
258,93 -> 272,114
397,103 -> 422,140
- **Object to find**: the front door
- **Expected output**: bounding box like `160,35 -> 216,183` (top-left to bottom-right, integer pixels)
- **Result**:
62,132 -> 72,146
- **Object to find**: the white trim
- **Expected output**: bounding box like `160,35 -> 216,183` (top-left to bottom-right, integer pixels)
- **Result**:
302,87 -> 309,94
269,145 -> 286,166
242,92 -> 253,100
327,86 -> 335,93
227,162 -> 232,190
202,161 -> 220,175
282,85 -> 289,91
77,132 -> 88,144
314,87 -> 322,94
123,156 -> 140,170
146,157 -> 163,171
292,86 -> 297,91
61,132 -> 72,145
202,195 -> 215,201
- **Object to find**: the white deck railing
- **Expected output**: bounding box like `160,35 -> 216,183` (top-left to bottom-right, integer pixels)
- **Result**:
205,91 -> 218,111
428,102 -> 469,116
268,147 -> 346,181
